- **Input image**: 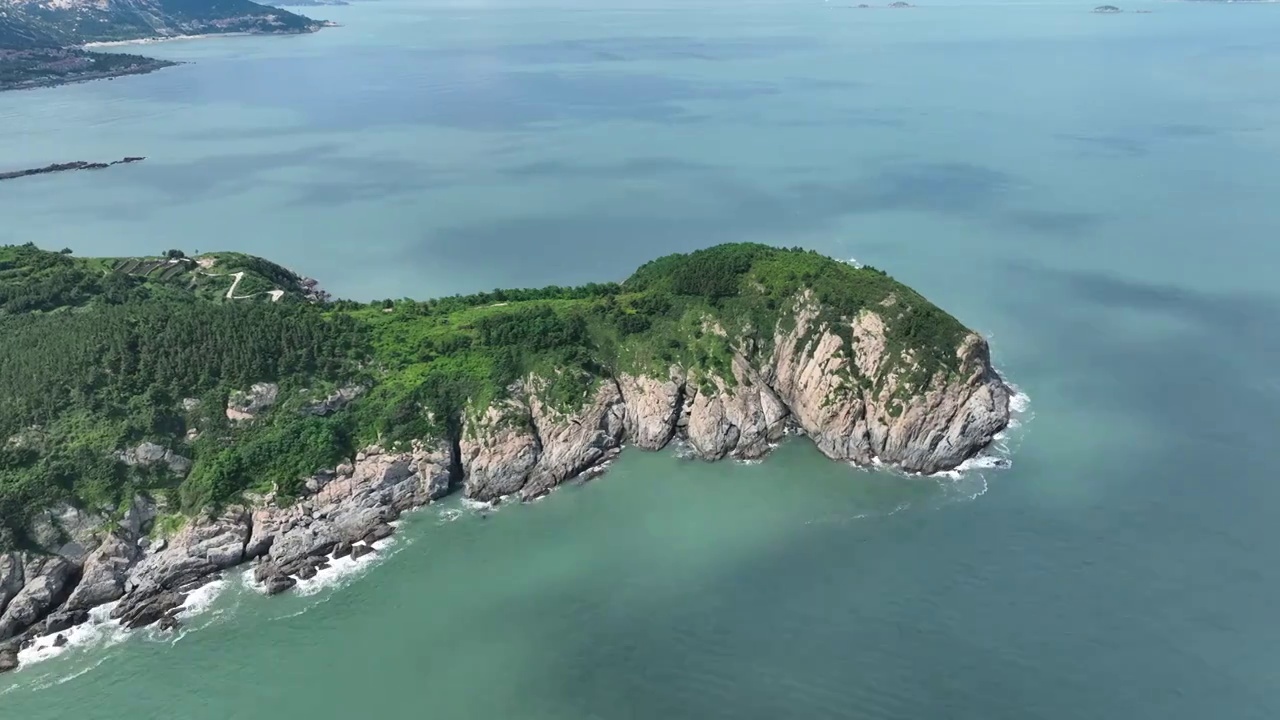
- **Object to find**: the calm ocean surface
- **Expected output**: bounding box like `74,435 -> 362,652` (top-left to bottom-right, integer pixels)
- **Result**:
3,0 -> 1280,717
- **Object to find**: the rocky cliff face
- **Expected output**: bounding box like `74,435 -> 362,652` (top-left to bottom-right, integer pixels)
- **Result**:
617,368 -> 685,450
249,441 -> 452,592
0,440 -> 456,666
463,293 -> 1008,479
0,555 -> 76,642
461,379 -> 626,501
0,295 -> 1011,672
682,352 -> 791,460
769,296 -> 1009,473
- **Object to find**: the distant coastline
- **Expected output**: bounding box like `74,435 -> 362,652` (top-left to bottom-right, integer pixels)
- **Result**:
0,49 -> 178,93
0,0 -> 332,93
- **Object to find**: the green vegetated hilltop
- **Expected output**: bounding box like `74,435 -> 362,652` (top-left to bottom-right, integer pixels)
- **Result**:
0,242 -> 971,549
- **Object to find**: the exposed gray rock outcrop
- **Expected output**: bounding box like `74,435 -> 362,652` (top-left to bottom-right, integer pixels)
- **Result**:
683,353 -> 789,460
462,379 -> 625,501
769,300 -> 1008,473
0,556 -> 76,642
116,442 -> 192,477
27,505 -> 100,561
302,385 -> 365,417
0,554 -> 24,619
248,441 -> 452,587
112,507 -> 251,626
617,368 -> 685,450
0,645 -> 18,673
64,533 -> 141,612
226,382 -> 279,421
522,379 -> 626,498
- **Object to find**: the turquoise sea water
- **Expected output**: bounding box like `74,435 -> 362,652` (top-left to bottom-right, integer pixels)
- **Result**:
3,1 -> 1280,717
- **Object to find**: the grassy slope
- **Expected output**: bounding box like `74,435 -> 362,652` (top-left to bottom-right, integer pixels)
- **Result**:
0,242 -> 972,549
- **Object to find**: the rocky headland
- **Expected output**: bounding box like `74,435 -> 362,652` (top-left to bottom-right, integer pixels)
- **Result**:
0,243 -> 1013,673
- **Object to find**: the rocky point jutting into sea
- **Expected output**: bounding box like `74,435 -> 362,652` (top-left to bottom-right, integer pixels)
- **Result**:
0,243 -> 1010,673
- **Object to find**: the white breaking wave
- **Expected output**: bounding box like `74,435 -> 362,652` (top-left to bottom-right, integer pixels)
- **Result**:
436,508 -> 464,523
15,602 -> 127,669
926,381 -> 1031,504
241,532 -> 402,601
175,578 -> 228,619
292,535 -> 399,597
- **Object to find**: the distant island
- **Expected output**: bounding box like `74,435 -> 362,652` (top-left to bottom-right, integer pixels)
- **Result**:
1093,5 -> 1124,12
0,242 -> 1013,672
0,0 -> 327,92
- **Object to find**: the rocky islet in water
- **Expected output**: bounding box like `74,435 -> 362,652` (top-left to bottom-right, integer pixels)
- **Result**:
0,242 -> 1012,673
0,157 -> 145,182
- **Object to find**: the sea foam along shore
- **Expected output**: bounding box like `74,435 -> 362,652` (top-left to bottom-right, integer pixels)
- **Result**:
12,526 -> 406,672
16,603 -> 126,669
81,23 -> 340,49
82,33 -> 254,49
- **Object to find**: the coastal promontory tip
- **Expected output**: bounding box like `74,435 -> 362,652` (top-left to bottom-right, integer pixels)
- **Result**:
0,242 -> 1013,672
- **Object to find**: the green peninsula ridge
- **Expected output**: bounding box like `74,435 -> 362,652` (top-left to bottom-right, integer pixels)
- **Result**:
0,242 -> 1011,671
